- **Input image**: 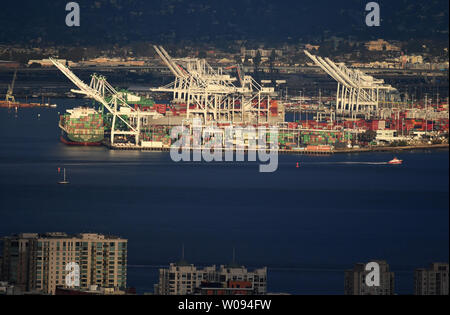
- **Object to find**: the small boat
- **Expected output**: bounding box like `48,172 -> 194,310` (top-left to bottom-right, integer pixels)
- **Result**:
388,157 -> 403,165
58,168 -> 70,185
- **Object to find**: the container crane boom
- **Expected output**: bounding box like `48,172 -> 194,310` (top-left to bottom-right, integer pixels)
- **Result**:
49,57 -> 136,133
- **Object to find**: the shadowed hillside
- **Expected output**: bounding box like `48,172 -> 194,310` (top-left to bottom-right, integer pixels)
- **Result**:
0,0 -> 448,45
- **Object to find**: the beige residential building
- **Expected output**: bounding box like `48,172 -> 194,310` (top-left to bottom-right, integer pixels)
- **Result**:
217,265 -> 267,294
415,263 -> 449,295
344,260 -> 395,295
1,233 -> 127,295
154,262 -> 217,295
154,262 -> 267,295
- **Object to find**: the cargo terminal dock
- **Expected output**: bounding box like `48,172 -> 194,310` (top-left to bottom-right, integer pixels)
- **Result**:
102,138 -> 448,155
47,47 -> 449,155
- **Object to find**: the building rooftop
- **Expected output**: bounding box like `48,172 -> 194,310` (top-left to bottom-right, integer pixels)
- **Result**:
5,233 -> 126,241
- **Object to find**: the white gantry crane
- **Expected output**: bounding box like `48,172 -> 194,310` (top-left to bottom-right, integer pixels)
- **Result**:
152,46 -> 278,125
304,50 -> 397,117
5,70 -> 17,103
50,58 -> 159,146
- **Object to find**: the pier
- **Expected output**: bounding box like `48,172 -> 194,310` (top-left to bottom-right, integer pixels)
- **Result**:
102,141 -> 333,155
103,140 -> 448,155
334,143 -> 449,154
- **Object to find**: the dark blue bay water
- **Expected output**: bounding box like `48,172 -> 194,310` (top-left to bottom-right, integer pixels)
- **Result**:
0,99 -> 448,295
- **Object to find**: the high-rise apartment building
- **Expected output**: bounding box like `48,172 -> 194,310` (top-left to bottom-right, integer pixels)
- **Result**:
154,262 -> 267,295
216,265 -> 267,294
0,233 -> 36,291
154,262 -> 217,295
344,260 -> 395,295
1,233 -> 127,295
415,263 -> 449,295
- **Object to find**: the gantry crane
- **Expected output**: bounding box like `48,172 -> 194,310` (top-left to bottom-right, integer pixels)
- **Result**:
304,50 -> 398,117
152,46 -> 278,125
5,70 -> 17,103
50,58 -> 159,146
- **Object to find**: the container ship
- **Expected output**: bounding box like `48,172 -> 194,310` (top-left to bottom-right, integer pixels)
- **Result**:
59,107 -> 104,146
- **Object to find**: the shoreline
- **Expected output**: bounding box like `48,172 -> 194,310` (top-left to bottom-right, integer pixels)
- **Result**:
102,141 -> 449,155
334,144 -> 449,154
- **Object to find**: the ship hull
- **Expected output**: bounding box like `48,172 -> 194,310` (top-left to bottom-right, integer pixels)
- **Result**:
60,133 -> 102,146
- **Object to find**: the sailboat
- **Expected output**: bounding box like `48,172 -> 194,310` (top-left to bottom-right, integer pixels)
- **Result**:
58,168 -> 70,185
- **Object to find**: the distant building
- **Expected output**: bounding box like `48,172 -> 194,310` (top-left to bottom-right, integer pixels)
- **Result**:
376,130 -> 409,143
0,281 -> 44,295
27,59 -> 74,67
1,233 -> 127,295
154,262 -> 267,295
241,48 -> 283,58
217,265 -> 267,294
0,60 -> 20,69
78,57 -> 145,67
0,281 -> 22,295
0,233 -> 35,291
344,261 -> 395,295
305,44 -> 320,51
398,55 -> 424,68
415,263 -> 449,295
407,55 -> 424,64
365,39 -> 401,52
154,262 -> 216,295
217,58 -> 234,64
